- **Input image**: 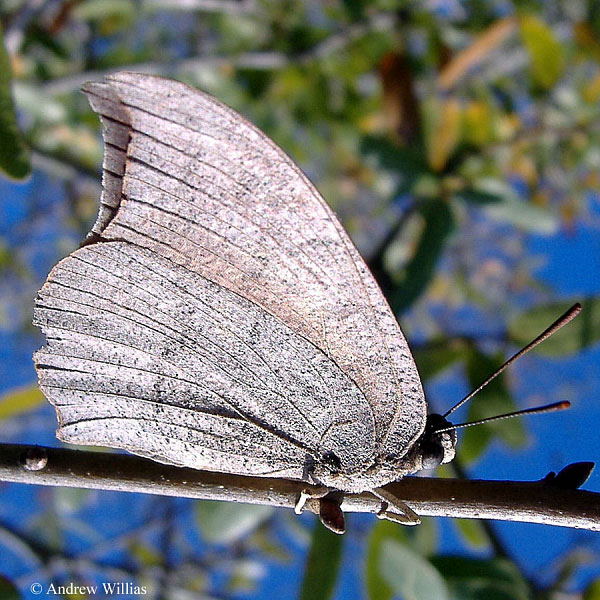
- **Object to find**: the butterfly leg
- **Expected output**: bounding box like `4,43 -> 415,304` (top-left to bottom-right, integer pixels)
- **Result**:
294,486 -> 331,514
372,487 -> 421,526
294,488 -> 346,534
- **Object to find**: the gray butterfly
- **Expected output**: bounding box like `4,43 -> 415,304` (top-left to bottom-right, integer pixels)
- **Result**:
33,73 -> 572,533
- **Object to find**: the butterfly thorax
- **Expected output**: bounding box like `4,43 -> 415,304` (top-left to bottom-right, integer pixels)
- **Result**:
309,414 -> 456,493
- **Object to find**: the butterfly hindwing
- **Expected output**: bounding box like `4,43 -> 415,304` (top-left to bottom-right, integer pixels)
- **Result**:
34,242 -> 376,481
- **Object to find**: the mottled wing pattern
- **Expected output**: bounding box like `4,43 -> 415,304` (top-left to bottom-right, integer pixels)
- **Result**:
34,72 -> 426,490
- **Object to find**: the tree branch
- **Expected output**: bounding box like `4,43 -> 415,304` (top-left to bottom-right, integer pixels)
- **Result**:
0,444 -> 598,531
38,12 -> 397,96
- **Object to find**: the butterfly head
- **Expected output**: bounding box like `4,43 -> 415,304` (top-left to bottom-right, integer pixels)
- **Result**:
417,413 -> 457,471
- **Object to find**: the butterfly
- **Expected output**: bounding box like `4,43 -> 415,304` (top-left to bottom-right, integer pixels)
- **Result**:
33,73 -> 576,533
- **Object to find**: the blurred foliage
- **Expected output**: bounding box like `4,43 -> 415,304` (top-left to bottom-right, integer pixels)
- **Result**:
0,574 -> 21,600
366,518 -> 439,600
453,518 -> 489,550
0,384 -> 44,419
509,297 -> 600,355
431,555 -> 532,600
0,24 -> 30,179
299,520 -> 343,600
389,198 -> 455,313
379,538 -> 449,600
194,500 -> 274,544
520,14 -> 566,90
460,348 -> 527,463
586,579 -> 600,600
0,0 -> 599,598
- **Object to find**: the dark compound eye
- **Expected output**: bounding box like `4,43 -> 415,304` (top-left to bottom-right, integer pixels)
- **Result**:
421,441 -> 444,470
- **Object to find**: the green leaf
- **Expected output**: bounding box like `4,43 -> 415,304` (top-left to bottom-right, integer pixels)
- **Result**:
390,199 -> 454,314
366,518 -> 439,600
0,384 -> 45,420
455,178 -> 509,205
0,241 -> 11,268
481,181 -> 558,233
459,349 -> 527,463
299,520 -> 343,600
584,578 -> 600,600
410,517 -> 439,557
366,519 -> 406,600
462,99 -> 495,147
454,518 -> 489,550
456,189 -> 503,205
229,559 -> 265,592
194,501 -> 273,544
129,541 -> 163,567
22,23 -> 69,59
379,539 -> 449,600
423,97 -> 462,172
0,575 -> 21,600
0,239 -> 27,277
53,487 -> 91,514
341,0 -> 367,19
250,527 -> 291,562
413,339 -> 466,381
0,25 -> 30,180
520,15 -> 565,89
73,0 -> 136,21
508,299 -> 600,357
431,556 -> 531,600
360,135 -> 428,196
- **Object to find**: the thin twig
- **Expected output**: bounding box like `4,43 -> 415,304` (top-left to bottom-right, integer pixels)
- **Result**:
30,149 -> 101,183
1,444 -> 598,531
39,54 -> 290,96
142,0 -> 258,14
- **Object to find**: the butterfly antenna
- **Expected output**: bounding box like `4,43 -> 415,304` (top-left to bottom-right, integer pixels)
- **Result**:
435,400 -> 570,433
443,302 -> 581,419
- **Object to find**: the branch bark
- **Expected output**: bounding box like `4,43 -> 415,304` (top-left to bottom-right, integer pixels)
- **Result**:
0,444 -> 598,531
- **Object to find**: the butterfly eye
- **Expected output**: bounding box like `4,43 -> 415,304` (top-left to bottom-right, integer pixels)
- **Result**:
420,440 -> 444,470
